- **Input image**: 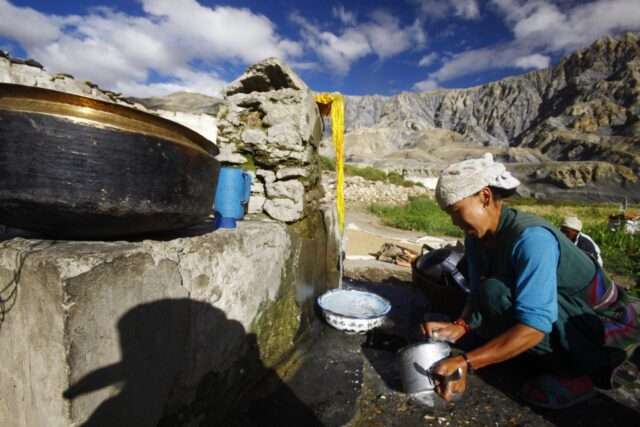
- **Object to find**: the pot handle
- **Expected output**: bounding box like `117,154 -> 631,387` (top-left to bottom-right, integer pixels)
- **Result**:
241,171 -> 252,205
430,367 -> 463,385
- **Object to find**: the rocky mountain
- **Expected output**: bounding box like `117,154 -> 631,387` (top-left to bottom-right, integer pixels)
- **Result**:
327,32 -> 640,203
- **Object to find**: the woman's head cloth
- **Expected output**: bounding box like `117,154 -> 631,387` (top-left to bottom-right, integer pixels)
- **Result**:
435,153 -> 520,209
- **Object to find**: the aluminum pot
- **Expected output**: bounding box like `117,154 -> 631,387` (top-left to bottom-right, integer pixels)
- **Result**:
397,341 -> 455,394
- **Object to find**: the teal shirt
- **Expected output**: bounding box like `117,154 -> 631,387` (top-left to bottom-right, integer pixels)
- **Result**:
466,227 -> 559,333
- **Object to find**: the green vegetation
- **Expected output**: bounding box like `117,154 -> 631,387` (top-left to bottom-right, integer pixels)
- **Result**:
369,196 -> 463,238
369,195 -> 640,294
321,155 -> 417,187
240,152 -> 258,171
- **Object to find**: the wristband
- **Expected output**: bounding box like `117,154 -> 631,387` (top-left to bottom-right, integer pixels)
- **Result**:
451,319 -> 469,335
461,352 -> 474,375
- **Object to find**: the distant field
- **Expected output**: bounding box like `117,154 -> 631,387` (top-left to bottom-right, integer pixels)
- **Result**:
321,156 -> 416,187
369,195 -> 640,294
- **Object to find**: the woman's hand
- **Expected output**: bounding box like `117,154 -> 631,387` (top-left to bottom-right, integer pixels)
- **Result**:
418,321 -> 467,342
432,355 -> 468,401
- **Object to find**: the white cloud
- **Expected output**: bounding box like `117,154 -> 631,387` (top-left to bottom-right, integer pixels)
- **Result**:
332,4 -> 357,25
418,52 -> 438,67
415,0 -> 640,89
312,29 -> 372,74
141,0 -> 302,63
116,68 -> 228,98
514,53 -> 550,69
413,78 -> 440,91
0,0 -> 302,96
294,9 -> 425,75
418,45 -> 550,87
360,11 -> 425,59
493,0 -> 640,51
0,0 -> 61,47
412,0 -> 480,20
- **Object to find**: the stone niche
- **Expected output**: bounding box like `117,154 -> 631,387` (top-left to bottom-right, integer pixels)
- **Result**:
0,57 -> 340,426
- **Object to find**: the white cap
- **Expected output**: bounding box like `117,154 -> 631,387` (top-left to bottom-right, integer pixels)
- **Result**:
560,216 -> 582,232
435,153 -> 520,208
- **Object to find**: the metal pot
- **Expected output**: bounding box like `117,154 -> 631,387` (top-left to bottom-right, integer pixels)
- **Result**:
414,248 -> 469,293
0,83 -> 220,238
397,341 -> 460,394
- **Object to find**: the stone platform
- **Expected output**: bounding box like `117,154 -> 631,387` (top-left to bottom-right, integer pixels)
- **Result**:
0,210 -> 339,427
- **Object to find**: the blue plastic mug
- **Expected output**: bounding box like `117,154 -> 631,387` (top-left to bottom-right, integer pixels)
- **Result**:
213,167 -> 252,222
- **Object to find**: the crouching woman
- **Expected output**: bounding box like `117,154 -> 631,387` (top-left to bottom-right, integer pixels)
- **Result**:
421,154 -> 640,409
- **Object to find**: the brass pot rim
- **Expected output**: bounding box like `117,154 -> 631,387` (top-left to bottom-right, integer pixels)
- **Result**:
0,83 -> 219,156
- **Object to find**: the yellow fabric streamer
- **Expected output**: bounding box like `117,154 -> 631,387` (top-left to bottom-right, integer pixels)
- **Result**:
315,93 -> 345,233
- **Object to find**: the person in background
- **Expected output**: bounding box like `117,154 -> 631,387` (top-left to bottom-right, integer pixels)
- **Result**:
560,216 -> 603,266
419,153 -> 640,410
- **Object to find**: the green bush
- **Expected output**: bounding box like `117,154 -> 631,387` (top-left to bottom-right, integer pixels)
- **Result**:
319,156 -> 417,186
320,156 -> 336,171
344,164 -> 387,181
369,196 -> 463,238
387,172 -> 416,187
586,224 -> 640,294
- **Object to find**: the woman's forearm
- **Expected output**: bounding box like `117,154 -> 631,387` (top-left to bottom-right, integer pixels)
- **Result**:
466,323 -> 545,370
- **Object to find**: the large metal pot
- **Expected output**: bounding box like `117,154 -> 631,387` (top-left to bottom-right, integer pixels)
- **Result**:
411,248 -> 469,320
0,84 -> 220,238
397,341 -> 458,394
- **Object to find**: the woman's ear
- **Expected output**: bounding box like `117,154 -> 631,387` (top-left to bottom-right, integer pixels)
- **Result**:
479,187 -> 492,208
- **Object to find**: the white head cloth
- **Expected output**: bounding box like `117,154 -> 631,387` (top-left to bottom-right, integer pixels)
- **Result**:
435,153 -> 520,209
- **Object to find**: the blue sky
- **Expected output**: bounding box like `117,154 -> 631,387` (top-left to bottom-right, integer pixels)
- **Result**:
1,0 -> 639,97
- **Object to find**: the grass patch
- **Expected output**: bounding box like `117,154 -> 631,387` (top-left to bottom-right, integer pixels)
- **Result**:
321,155 -> 417,187
369,196 -> 463,238
369,195 -> 640,294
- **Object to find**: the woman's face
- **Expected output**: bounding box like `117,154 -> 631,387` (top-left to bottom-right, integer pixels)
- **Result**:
446,192 -> 492,239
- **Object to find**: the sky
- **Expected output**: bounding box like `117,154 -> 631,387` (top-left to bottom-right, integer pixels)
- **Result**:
1,0 -> 639,98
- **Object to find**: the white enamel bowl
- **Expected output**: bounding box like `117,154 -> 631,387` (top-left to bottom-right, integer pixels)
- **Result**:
317,289 -> 391,334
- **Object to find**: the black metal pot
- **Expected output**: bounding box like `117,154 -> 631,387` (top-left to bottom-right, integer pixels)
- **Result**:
411,248 -> 469,320
0,84 -> 220,238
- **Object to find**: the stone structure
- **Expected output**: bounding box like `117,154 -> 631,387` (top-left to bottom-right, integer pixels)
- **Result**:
0,56 -> 339,425
0,214 -> 339,426
215,58 -> 324,223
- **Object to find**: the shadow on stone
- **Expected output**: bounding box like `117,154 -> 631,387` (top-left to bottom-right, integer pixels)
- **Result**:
63,299 -> 319,426
0,217 -> 222,243
237,325 -> 364,427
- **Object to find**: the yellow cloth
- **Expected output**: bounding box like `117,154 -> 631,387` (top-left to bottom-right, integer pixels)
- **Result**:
315,93 -> 345,232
